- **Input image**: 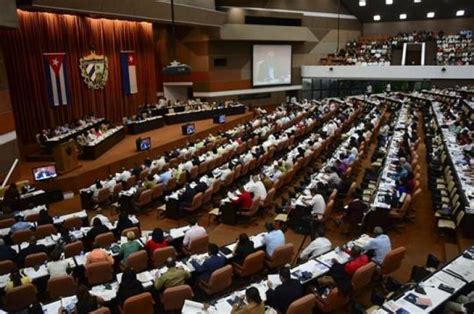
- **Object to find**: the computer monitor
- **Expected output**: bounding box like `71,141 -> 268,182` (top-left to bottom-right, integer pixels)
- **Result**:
137,137 -> 151,151
182,123 -> 195,135
32,165 -> 57,182
213,114 -> 226,124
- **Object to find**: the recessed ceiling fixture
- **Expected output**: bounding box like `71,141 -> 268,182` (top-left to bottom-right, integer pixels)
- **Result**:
373,15 -> 381,21
427,12 -> 435,18
359,0 -> 366,6
414,0 -> 421,3
456,10 -> 465,16
386,0 -> 393,5
400,13 -> 407,20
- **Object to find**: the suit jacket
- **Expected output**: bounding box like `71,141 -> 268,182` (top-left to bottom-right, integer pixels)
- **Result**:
17,244 -> 48,267
194,182 -> 208,194
193,255 -> 226,282
265,279 -> 304,313
179,187 -> 196,205
0,246 -> 17,263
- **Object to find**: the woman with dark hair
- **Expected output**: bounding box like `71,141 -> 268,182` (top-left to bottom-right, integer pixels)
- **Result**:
145,228 -> 168,255
115,269 -> 145,307
86,218 -> 109,242
233,233 -> 255,265
5,269 -> 31,291
3,183 -> 20,212
75,285 -> 104,314
231,286 -> 265,314
37,209 -> 54,226
115,212 -> 134,236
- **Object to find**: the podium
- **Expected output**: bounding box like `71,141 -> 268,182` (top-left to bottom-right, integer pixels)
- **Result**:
53,139 -> 81,174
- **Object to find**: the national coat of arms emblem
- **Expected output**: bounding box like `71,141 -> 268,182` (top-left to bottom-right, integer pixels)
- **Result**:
79,51 -> 109,90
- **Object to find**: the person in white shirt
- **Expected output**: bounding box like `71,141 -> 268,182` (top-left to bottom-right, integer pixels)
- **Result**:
305,189 -> 326,216
245,175 -> 267,204
299,228 -> 332,260
182,160 -> 194,173
363,227 -> 392,264
116,169 -> 132,182
182,218 -> 207,249
152,156 -> 166,171
47,250 -> 70,278
220,166 -> 232,182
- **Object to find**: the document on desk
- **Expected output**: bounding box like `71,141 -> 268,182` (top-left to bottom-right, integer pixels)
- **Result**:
169,226 -> 190,239
444,256 -> 474,282
182,300 -> 209,314
268,274 -> 282,288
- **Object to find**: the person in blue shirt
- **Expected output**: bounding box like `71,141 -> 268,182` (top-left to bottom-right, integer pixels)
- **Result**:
159,169 -> 173,185
191,243 -> 225,282
262,222 -> 285,257
363,226 -> 392,264
9,216 -> 32,235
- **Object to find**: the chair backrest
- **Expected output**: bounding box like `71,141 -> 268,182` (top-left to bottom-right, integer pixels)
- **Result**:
85,261 -> 114,285
322,200 -> 335,221
126,176 -> 137,189
264,188 -> 276,207
113,183 -> 123,197
202,187 -> 213,204
188,234 -> 209,254
240,197 -> 260,217
11,229 -> 33,244
126,250 -> 148,272
190,166 -> 199,179
63,217 -> 83,230
185,192 -> 203,212
206,265 -> 233,294
315,288 -> 349,313
89,308 -> 111,314
162,285 -> 194,311
266,243 -> 294,269
0,218 -> 15,229
95,232 -> 115,248
35,224 -> 56,239
0,260 -> 16,275
151,184 -> 164,200
47,275 -> 77,299
64,240 -> 84,258
153,246 -> 177,268
25,252 -> 48,267
351,261 -> 376,292
240,250 -> 265,277
136,189 -> 152,207
122,292 -> 154,314
4,283 -> 38,312
287,294 -> 316,314
97,188 -> 111,203
121,227 -> 141,238
381,247 -> 407,275
166,177 -> 177,191
25,213 -> 39,223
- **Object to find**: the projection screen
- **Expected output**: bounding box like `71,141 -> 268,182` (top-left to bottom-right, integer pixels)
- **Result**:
252,44 -> 292,87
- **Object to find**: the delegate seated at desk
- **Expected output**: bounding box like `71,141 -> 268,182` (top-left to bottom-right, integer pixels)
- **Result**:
191,243 -> 225,282
183,218 -> 207,250
262,223 -> 285,257
265,266 -> 304,313
154,257 -> 191,291
233,233 -> 255,265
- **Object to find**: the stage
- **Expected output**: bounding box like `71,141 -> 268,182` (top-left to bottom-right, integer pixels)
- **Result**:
15,112 -> 254,192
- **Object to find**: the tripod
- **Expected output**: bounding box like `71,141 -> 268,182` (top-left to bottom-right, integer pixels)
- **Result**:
292,216 -> 316,265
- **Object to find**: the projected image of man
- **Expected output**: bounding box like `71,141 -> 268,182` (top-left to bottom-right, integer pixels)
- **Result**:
256,50 -> 277,84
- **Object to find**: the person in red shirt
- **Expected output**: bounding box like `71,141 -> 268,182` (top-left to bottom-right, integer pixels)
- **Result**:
145,228 -> 169,255
344,245 -> 369,277
232,189 -> 254,214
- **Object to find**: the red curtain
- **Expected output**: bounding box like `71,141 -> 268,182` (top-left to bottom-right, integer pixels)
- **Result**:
0,10 -> 157,144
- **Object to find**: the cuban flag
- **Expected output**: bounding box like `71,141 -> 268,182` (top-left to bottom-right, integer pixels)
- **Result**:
120,51 -> 138,95
44,53 -> 70,106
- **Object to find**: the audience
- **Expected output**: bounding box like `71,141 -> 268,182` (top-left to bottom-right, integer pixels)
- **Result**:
75,284 -> 104,314
231,286 -> 265,314
299,228 -> 332,260
86,218 -> 109,242
265,266 -> 304,313
5,269 -> 31,291
145,228 -> 169,255
85,243 -> 114,266
115,269 -> 145,307
191,243 -> 226,282
343,245 -> 369,277
47,249 -> 70,278
17,236 -> 48,268
154,257 -> 191,291
0,239 -> 17,262
182,218 -> 207,251
363,226 -> 392,264
262,222 -> 285,257
37,209 -> 54,226
233,233 -> 255,265
119,231 -> 142,267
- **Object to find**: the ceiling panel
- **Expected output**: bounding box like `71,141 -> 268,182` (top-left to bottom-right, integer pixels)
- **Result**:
341,0 -> 474,23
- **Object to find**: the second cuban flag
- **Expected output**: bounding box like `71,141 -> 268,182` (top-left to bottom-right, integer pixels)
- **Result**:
120,51 -> 138,95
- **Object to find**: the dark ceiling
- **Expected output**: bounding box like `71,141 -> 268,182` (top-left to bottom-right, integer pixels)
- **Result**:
341,0 -> 474,23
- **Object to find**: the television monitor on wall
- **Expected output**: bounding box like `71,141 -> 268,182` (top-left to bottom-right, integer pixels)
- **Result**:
252,44 -> 292,87
213,114 -> 226,124
137,137 -> 151,152
32,165 -> 57,182
181,123 -> 195,135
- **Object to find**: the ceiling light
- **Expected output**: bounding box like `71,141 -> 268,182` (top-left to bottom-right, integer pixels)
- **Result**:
456,10 -> 465,16
414,0 -> 421,3
427,12 -> 435,18
386,0 -> 393,4
400,13 -> 407,20
373,15 -> 381,21
359,0 -> 366,7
